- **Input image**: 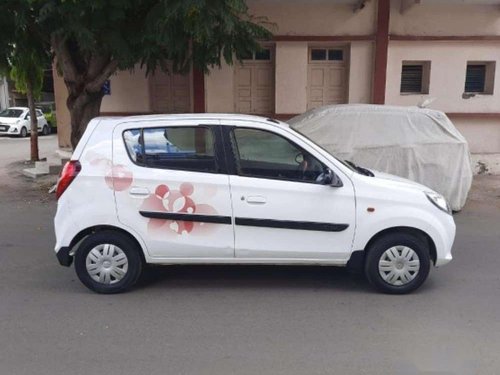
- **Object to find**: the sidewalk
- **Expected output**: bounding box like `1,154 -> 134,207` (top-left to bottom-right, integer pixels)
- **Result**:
0,135 -> 59,190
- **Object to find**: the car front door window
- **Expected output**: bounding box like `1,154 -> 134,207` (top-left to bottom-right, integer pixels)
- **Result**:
230,128 -> 326,183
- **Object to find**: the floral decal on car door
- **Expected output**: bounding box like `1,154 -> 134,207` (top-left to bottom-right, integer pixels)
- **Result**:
140,182 -> 220,237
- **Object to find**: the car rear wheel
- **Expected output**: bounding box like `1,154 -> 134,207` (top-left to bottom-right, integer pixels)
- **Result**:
20,127 -> 27,138
74,231 -> 143,294
42,125 -> 50,136
364,232 -> 431,294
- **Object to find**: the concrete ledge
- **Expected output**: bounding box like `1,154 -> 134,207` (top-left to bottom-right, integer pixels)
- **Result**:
472,154 -> 500,175
22,168 -> 48,179
55,148 -> 72,160
35,161 -> 50,174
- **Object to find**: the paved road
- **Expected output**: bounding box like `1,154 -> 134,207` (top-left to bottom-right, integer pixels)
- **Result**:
0,137 -> 499,374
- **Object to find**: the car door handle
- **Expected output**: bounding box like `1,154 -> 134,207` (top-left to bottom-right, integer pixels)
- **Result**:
129,187 -> 150,197
245,196 -> 267,204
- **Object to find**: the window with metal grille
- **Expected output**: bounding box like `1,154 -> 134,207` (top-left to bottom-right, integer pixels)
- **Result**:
400,61 -> 430,94
401,65 -> 423,93
465,64 -> 486,93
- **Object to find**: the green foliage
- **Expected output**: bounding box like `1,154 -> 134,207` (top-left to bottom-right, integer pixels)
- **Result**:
0,1 -> 50,98
10,55 -> 45,99
38,0 -> 273,75
45,110 -> 57,128
1,0 -> 273,146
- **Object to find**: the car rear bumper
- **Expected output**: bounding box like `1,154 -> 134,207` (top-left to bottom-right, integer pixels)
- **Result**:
56,246 -> 73,267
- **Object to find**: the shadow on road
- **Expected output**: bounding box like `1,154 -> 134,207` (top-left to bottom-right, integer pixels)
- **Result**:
135,264 -> 373,294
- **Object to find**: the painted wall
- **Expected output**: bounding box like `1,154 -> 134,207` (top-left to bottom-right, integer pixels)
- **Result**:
52,69 -> 72,148
247,0 -> 376,36
205,63 -> 235,113
390,1 -> 500,36
205,40 -> 374,115
275,42 -> 308,114
386,41 -> 500,113
452,116 -> 500,154
348,41 -> 374,103
101,66 -> 150,112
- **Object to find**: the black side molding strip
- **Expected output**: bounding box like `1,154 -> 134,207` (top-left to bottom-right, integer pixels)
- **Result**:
139,211 -> 232,224
140,211 -> 349,232
235,218 -> 349,232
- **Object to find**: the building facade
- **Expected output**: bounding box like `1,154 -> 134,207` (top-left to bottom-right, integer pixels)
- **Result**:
53,0 -> 500,169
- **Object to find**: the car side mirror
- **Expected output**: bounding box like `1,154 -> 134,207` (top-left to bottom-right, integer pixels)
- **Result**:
330,172 -> 343,187
318,168 -> 343,187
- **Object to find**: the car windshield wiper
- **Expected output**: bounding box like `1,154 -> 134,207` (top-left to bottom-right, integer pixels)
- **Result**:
344,160 -> 374,177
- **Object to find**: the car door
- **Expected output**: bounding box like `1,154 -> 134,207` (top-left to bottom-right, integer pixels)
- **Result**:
223,122 -> 356,261
112,120 -> 235,259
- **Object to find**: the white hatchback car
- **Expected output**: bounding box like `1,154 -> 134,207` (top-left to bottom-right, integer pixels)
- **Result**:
0,107 -> 51,137
54,114 -> 455,294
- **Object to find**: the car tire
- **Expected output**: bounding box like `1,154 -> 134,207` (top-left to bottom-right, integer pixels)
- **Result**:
20,127 -> 27,138
42,125 -> 50,136
364,232 -> 431,294
74,230 -> 143,294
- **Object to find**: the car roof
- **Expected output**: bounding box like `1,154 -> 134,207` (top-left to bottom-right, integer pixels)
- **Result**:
6,107 -> 28,111
94,113 -> 289,128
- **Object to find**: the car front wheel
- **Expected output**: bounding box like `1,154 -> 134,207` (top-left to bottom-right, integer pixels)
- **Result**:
20,127 -> 27,138
364,232 -> 431,294
42,125 -> 50,136
74,231 -> 143,294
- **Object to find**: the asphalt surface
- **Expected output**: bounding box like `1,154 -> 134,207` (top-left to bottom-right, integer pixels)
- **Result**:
1,134 -> 500,374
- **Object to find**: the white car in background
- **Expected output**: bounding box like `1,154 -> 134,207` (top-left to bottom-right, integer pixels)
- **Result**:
54,114 -> 455,295
0,107 -> 51,137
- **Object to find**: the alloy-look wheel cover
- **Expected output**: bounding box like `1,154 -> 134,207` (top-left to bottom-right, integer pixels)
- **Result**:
85,244 -> 129,284
378,246 -> 420,286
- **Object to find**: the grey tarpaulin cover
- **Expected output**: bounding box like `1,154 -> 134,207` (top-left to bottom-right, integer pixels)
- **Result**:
288,104 -> 473,211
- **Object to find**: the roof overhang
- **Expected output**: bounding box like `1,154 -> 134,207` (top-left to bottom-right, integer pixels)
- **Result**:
401,0 -> 500,13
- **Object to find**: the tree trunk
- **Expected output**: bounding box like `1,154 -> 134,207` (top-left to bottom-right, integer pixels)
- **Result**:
68,90 -> 104,149
51,35 -> 119,149
26,82 -> 39,162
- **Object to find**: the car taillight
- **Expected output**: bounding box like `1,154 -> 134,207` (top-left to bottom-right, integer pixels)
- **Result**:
56,160 -> 81,200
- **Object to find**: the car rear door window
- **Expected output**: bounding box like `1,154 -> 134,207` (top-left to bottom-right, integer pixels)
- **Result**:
230,128 -> 326,183
124,126 -> 217,173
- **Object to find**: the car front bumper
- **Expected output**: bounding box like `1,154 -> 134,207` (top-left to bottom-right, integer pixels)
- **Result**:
0,125 -> 19,134
433,212 -> 456,267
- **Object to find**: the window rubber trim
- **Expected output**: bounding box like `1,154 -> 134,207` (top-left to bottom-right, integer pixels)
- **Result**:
221,125 -> 336,186
121,124 -> 226,175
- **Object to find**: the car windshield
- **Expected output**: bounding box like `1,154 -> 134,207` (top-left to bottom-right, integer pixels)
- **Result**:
0,109 -> 23,118
291,126 -> 359,173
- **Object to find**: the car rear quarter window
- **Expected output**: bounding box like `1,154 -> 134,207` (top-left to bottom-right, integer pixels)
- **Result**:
123,129 -> 142,162
123,126 -> 217,173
